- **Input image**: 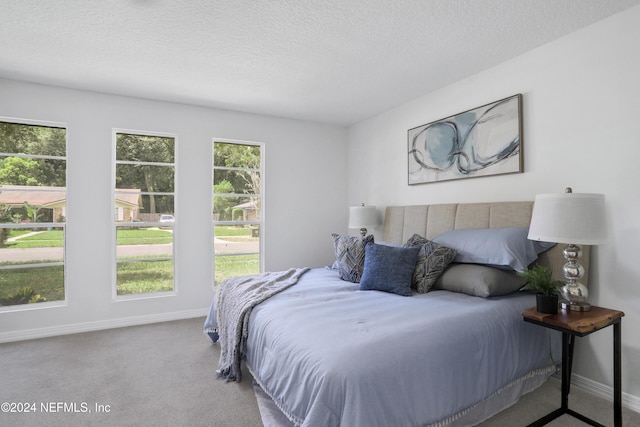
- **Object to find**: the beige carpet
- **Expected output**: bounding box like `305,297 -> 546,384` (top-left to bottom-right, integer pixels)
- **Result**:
0,317 -> 261,427
1,317 -> 638,427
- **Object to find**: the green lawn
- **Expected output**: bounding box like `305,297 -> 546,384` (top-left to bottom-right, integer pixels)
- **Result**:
5,227 -> 249,248
215,254 -> 260,285
116,229 -> 173,245
0,264 -> 64,305
0,260 -> 175,305
116,260 -> 173,295
3,228 -> 173,249
215,225 -> 252,237
5,230 -> 64,248
0,225 -> 258,306
3,229 -> 31,239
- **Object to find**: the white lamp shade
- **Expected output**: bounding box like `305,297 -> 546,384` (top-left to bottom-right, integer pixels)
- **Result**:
348,205 -> 379,229
528,192 -> 607,245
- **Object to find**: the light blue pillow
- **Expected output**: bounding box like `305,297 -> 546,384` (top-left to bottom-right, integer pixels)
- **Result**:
359,243 -> 420,296
432,227 -> 555,271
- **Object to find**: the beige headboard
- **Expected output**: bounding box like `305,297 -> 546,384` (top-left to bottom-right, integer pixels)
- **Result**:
382,202 -> 589,284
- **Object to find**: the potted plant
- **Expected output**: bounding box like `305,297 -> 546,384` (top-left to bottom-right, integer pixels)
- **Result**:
517,265 -> 563,314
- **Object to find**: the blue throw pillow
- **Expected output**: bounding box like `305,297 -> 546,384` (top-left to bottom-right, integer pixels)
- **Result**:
432,227 -> 556,271
359,243 -> 420,296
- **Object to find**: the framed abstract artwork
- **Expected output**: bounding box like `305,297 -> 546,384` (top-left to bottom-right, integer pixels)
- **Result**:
408,94 -> 523,185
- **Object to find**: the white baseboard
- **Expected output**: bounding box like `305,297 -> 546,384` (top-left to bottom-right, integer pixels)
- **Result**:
568,373 -> 640,414
0,308 -> 208,343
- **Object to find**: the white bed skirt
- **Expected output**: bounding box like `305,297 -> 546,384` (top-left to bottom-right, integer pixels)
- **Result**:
252,364 -> 558,427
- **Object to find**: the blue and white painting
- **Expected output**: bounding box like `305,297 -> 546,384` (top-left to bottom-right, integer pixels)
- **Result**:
408,94 -> 523,185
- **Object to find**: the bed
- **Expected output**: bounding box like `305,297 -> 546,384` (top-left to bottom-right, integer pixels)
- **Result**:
210,201 -> 591,426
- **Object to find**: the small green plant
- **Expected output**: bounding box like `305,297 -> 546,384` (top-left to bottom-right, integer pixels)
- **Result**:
517,265 -> 563,297
0,287 -> 48,306
23,201 -> 44,223
0,203 -> 23,247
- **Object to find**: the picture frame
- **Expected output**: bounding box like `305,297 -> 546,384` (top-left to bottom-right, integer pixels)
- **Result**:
408,94 -> 523,185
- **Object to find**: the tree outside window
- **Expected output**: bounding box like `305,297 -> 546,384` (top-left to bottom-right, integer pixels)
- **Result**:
213,141 -> 263,285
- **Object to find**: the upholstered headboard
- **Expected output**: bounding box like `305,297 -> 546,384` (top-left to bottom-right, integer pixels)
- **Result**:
382,202 -> 589,284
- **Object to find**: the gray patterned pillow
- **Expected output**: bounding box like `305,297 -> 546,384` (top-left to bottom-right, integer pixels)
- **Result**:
404,234 -> 457,293
331,234 -> 374,283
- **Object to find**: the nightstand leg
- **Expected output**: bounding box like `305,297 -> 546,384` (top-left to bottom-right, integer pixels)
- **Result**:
614,321 -> 622,427
567,334 -> 575,395
561,332 -> 571,410
561,334 -> 577,409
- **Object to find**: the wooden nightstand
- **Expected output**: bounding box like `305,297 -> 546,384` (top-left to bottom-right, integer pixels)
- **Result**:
522,306 -> 625,427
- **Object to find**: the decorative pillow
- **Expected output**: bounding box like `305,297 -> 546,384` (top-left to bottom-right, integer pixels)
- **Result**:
331,234 -> 374,283
403,234 -> 457,293
431,227 -> 556,271
359,243 -> 420,296
375,240 -> 403,247
433,263 -> 528,297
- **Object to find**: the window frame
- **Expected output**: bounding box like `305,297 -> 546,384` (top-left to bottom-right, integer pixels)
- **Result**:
112,128 -> 178,301
212,138 -> 265,286
0,116 -> 68,312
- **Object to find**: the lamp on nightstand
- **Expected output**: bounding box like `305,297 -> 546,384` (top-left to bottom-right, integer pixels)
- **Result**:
348,203 -> 379,237
527,188 -> 607,312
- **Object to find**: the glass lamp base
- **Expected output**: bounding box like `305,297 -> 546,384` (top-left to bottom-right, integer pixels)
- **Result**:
561,244 -> 591,312
561,301 -> 592,312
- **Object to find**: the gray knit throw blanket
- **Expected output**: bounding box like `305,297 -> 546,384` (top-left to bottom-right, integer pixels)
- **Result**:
216,267 -> 310,382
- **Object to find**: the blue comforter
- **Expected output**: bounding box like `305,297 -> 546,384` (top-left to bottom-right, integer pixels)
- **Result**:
244,268 -> 560,426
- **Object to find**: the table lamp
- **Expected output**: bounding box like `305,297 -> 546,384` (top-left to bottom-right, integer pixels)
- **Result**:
348,204 -> 379,237
527,188 -> 607,311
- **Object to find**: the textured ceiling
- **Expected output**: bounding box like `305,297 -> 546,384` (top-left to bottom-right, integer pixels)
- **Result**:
1,0 -> 639,126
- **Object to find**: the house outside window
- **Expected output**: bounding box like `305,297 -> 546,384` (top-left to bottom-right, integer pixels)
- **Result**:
0,119 -> 67,309
213,140 -> 263,285
114,131 -> 176,298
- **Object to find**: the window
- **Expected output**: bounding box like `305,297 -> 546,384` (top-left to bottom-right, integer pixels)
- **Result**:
114,131 -> 175,298
0,119 -> 67,309
213,140 -> 263,285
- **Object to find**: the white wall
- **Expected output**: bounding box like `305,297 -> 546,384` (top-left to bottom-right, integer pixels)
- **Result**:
348,5 -> 640,407
0,79 -> 347,341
